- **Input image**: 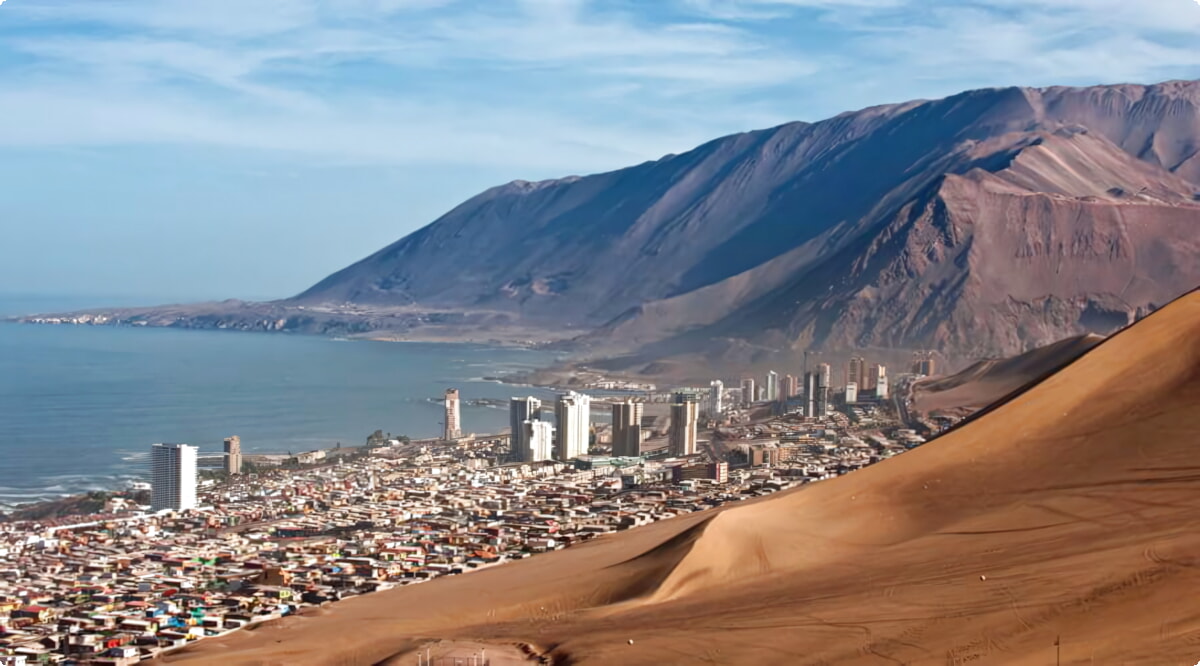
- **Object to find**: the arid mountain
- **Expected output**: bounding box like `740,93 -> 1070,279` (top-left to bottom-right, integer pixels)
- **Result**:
292,80 -> 1200,360
166,289 -> 1200,665
26,81 -> 1200,363
911,333 -> 1105,418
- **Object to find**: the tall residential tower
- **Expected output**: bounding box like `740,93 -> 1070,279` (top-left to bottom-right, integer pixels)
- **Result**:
509,397 -> 541,462
611,399 -> 644,458
443,388 -> 462,440
150,443 -> 197,512
554,392 -> 592,461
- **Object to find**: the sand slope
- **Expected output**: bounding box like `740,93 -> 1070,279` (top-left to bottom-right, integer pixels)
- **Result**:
167,291 -> 1200,665
912,333 -> 1106,417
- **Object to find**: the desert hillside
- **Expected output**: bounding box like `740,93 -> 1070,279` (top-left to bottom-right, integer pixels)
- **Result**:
165,289 -> 1200,665
911,333 -> 1105,417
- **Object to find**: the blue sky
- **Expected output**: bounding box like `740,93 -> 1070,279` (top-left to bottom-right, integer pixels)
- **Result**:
1,0 -> 1198,303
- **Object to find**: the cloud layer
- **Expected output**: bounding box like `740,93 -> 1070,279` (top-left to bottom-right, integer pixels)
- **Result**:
1,0 -> 1195,173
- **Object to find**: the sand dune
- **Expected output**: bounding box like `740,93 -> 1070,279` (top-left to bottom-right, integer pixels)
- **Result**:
912,333 -> 1105,417
167,291 -> 1200,665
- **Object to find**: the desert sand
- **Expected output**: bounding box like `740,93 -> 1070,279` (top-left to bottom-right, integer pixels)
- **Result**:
166,291 -> 1200,665
911,333 -> 1105,418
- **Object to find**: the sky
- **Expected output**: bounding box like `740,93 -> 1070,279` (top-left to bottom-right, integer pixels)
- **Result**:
1,0 -> 1198,303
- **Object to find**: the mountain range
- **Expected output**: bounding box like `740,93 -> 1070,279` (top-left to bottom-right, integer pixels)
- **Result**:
26,80 -> 1200,368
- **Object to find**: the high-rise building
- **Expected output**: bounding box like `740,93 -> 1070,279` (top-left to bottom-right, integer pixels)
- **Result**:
554,391 -> 592,461
804,371 -> 818,417
845,382 -> 858,404
509,397 -> 541,462
611,399 -> 644,457
150,443 -> 197,512
709,380 -> 724,416
816,363 -> 832,416
443,388 -> 462,440
223,436 -> 242,475
783,374 -> 799,400
669,393 -> 699,457
873,364 -> 889,399
523,420 -> 554,462
911,351 -> 936,376
848,356 -> 866,389
741,378 -> 756,406
756,385 -> 766,402
765,371 -> 779,402
864,364 -> 880,392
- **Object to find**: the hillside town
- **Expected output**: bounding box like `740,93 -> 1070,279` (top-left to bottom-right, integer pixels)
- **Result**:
0,356 -> 932,664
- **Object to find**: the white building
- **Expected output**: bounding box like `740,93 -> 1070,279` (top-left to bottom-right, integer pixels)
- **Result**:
554,391 -> 592,460
845,381 -> 859,404
709,380 -> 724,416
150,443 -> 197,512
509,396 -> 542,462
765,371 -> 779,402
874,365 -> 889,400
523,420 -> 555,462
669,394 -> 699,457
443,388 -> 462,440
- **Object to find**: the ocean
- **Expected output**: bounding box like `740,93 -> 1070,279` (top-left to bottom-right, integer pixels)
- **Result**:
0,296 -> 559,509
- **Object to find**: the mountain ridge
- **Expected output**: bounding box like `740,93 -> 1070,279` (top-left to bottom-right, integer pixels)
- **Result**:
21,79 -> 1200,367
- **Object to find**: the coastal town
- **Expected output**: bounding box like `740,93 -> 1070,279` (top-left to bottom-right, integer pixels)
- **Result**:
0,356 -> 935,665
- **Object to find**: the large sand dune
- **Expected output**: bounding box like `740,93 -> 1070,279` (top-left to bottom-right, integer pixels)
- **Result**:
911,333 -> 1105,417
168,291 -> 1200,665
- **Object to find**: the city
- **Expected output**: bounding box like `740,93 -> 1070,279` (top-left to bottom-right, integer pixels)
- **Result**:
0,354 -> 934,665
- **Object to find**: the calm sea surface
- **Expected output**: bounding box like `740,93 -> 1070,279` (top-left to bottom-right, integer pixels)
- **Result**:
0,296 -> 558,508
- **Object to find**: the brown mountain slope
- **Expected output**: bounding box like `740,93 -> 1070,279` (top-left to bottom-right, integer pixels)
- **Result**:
601,126 -> 1200,363
911,333 -> 1105,417
168,290 -> 1200,665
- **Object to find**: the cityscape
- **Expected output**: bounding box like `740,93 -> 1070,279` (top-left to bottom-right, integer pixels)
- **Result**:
0,352 -> 938,664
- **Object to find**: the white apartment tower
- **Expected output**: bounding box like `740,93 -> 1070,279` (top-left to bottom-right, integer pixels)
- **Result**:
523,420 -> 555,462
554,391 -> 592,461
509,397 -> 542,462
669,393 -> 699,457
443,388 -> 462,440
150,443 -> 198,512
765,371 -> 779,402
709,380 -> 724,416
875,364 -> 890,400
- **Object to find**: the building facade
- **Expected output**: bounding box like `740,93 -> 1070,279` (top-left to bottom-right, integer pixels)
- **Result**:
783,374 -> 799,400
443,389 -> 462,440
709,380 -> 724,416
845,382 -> 859,404
765,371 -> 779,402
554,392 -> 592,461
816,363 -> 832,416
150,443 -> 198,512
223,436 -> 241,476
509,397 -> 542,462
669,394 -> 699,457
523,420 -> 554,462
611,399 -> 644,458
741,378 -> 756,406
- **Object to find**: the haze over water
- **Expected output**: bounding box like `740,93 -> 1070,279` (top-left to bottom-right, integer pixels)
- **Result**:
0,296 -> 557,509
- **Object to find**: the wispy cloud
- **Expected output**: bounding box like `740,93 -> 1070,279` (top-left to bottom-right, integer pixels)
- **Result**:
0,0 -> 1197,173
